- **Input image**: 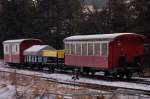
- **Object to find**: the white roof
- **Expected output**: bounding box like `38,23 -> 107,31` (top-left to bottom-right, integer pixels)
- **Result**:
24,45 -> 55,56
64,33 -> 142,41
3,39 -> 41,44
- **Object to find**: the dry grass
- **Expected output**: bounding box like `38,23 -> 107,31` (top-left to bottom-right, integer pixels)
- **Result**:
32,86 -> 40,97
97,95 -> 106,99
73,95 -> 93,99
55,95 -> 62,99
0,70 -> 107,99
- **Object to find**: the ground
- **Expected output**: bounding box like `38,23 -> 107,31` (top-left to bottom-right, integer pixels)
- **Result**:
0,60 -> 149,99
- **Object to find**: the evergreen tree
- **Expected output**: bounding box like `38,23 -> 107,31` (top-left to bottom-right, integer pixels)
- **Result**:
129,0 -> 150,66
107,0 -> 130,32
80,8 -> 109,34
129,0 -> 150,38
0,0 -> 82,49
0,0 -> 38,38
36,0 -> 82,49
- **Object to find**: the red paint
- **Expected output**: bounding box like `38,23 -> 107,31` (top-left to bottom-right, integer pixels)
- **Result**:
65,34 -> 146,69
65,55 -> 108,68
4,54 -> 9,62
12,54 -> 20,63
3,39 -> 42,64
109,35 -> 145,68
19,40 -> 42,63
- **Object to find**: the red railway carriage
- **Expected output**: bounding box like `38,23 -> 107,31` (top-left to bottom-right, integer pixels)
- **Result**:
3,39 -> 42,64
64,33 -> 146,77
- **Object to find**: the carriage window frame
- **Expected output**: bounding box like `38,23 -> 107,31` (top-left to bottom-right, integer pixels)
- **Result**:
12,44 -> 19,54
26,56 -> 28,62
31,56 -> 34,62
82,42 -> 88,56
43,57 -> 47,63
28,56 -> 31,62
65,42 -> 70,55
101,41 -> 108,57
25,56 -> 27,62
15,44 -> 18,53
4,44 -> 9,54
87,42 -> 94,56
94,41 -> 101,56
70,42 -> 75,55
75,42 -> 82,56
38,56 -> 42,62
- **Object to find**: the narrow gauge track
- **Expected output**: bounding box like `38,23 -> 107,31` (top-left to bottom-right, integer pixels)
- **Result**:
47,69 -> 150,86
7,65 -> 150,86
83,74 -> 150,85
0,69 -> 149,95
1,64 -> 150,95
56,69 -> 150,85
0,67 -> 116,92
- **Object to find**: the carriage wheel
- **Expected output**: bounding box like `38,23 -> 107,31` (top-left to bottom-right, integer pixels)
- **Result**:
49,66 -> 55,73
112,72 -> 118,78
125,71 -> 132,79
104,71 -> 110,77
91,71 -> 95,76
119,73 -> 124,79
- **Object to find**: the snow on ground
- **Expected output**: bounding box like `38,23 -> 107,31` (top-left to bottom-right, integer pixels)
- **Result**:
0,60 -> 150,92
0,65 -> 150,92
0,61 -> 149,99
0,84 -> 16,99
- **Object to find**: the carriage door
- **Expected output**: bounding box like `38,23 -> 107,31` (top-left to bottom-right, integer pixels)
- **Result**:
116,40 -> 126,67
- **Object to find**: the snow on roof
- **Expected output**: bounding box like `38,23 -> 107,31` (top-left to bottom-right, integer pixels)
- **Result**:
3,39 -> 27,44
3,39 -> 41,44
64,33 -> 143,41
24,45 -> 55,56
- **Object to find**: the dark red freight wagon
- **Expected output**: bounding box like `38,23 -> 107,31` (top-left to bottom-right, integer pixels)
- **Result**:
3,39 -> 42,65
64,33 -> 146,78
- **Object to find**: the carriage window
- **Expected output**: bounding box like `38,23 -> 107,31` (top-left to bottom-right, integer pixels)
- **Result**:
76,43 -> 81,55
35,56 -> 37,63
94,43 -> 100,56
29,56 -> 31,62
82,43 -> 87,56
11,44 -> 19,53
65,43 -> 70,54
88,43 -> 93,56
26,56 -> 28,62
5,45 -> 9,53
71,43 -> 75,55
101,43 -> 108,56
32,56 -> 34,62
38,56 -> 42,62
43,57 -> 47,63
16,45 -> 18,52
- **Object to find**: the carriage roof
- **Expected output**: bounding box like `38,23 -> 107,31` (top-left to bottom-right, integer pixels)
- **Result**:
64,33 -> 145,41
24,45 -> 55,56
3,39 -> 41,44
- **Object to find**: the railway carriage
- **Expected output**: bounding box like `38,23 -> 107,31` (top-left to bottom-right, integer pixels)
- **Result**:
2,33 -> 146,79
3,39 -> 42,66
64,33 -> 146,78
23,45 -> 55,70
24,45 -> 55,64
